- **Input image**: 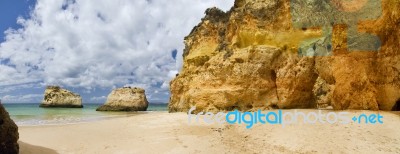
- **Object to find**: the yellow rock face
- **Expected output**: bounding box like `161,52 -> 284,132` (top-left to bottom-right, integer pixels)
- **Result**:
40,86 -> 83,108
169,0 -> 400,112
96,87 -> 149,111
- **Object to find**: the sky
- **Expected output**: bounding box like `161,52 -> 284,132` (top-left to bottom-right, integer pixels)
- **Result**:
0,0 -> 36,41
0,0 -> 234,104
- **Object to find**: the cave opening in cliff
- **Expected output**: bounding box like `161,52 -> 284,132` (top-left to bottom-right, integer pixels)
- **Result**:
392,99 -> 400,111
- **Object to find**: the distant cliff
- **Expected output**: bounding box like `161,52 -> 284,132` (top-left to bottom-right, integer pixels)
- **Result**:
40,86 -> 83,108
169,0 -> 400,112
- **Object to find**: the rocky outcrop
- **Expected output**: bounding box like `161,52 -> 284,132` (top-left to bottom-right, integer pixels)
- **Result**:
96,87 -> 149,111
40,86 -> 83,108
169,0 -> 400,112
0,104 -> 19,154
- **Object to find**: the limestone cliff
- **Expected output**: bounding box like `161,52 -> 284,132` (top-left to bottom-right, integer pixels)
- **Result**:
169,0 -> 400,112
96,87 -> 149,111
40,86 -> 83,108
0,103 -> 19,153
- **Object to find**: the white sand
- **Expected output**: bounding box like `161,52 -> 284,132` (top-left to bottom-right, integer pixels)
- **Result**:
19,110 -> 400,153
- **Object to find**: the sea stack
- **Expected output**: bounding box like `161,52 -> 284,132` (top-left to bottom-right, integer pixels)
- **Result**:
0,103 -> 19,153
40,86 -> 83,108
96,87 -> 149,111
168,0 -> 400,112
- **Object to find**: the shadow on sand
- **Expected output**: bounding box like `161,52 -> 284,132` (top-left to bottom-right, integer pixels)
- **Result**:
19,141 -> 58,154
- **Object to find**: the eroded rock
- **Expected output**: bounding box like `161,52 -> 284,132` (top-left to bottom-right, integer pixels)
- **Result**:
96,87 -> 149,111
40,86 -> 83,108
0,103 -> 19,154
169,0 -> 400,112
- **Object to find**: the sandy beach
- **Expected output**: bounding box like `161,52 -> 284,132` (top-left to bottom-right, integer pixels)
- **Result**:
17,110 -> 400,154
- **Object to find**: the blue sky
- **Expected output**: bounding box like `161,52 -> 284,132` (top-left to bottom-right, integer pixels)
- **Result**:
0,0 -> 36,41
0,0 -> 233,104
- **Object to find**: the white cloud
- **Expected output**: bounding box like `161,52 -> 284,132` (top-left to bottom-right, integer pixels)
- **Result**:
1,94 -> 43,103
0,83 -> 41,93
90,95 -> 106,103
0,0 -> 234,101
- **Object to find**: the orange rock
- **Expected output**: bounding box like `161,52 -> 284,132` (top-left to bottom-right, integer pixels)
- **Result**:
169,0 -> 400,112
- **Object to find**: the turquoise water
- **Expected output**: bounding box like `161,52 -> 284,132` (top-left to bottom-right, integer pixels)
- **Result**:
3,103 -> 167,126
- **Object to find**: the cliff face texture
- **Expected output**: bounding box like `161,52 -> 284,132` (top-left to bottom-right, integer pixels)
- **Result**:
0,104 -> 19,153
169,0 -> 400,112
96,87 -> 149,111
40,86 -> 83,108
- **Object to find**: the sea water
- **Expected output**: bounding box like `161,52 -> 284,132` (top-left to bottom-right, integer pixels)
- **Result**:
3,103 -> 168,126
